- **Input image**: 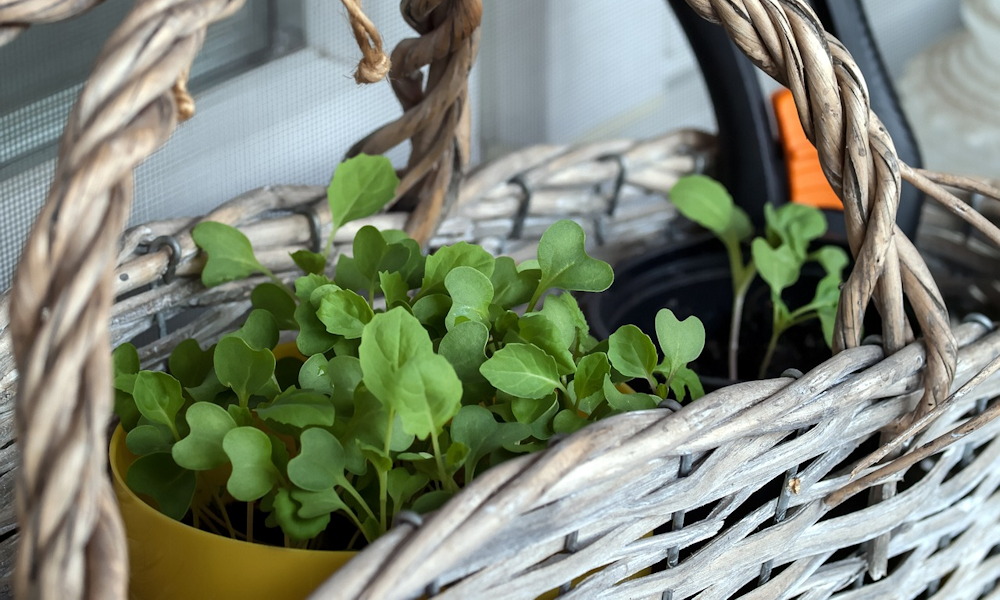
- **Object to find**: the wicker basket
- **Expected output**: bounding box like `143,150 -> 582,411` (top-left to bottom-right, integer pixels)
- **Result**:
2,1 -> 1000,599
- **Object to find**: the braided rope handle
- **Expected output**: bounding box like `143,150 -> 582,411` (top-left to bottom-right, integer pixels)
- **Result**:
5,0 -> 1000,598
4,0 -> 476,597
0,0 -> 106,45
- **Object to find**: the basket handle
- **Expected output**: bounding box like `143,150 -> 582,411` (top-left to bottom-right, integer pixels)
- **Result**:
0,0 -> 107,44
5,1 -> 478,598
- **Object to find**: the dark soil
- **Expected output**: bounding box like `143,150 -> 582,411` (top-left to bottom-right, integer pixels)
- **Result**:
585,235 -> 839,390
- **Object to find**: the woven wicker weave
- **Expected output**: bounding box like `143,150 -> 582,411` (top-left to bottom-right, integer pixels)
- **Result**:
2,0 -> 1000,598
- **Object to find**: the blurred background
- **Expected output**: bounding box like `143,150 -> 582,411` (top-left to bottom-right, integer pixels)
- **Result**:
0,0 -> 981,289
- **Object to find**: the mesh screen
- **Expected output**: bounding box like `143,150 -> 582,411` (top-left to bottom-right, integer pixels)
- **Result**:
0,0 -> 963,290
0,1 -> 423,288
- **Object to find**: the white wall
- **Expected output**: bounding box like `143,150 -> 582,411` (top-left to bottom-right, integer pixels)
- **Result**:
478,0 -> 963,158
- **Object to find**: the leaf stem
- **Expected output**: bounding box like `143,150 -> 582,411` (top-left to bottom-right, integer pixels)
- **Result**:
728,260 -> 756,381
213,491 -> 238,539
340,479 -> 378,524
323,225 -> 340,259
527,282 -> 549,313
758,300 -> 787,379
380,409 -> 396,533
429,430 -> 458,494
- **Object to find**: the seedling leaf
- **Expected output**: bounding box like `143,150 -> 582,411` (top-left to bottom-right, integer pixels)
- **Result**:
192,221 -> 267,287
328,154 -> 399,230
481,343 -> 562,400
608,325 -> 657,379
536,220 -> 613,296
172,403 -> 237,470
222,427 -> 278,501
126,453 -> 196,520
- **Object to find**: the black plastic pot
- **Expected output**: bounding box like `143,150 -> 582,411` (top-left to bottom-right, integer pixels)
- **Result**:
585,235 -> 837,391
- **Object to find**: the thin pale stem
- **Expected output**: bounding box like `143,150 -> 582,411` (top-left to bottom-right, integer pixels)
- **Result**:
902,164 -> 1000,248
828,355 -> 1000,509
728,263 -> 756,381
758,308 -> 784,379
850,351 -> 1000,478
430,430 -> 458,494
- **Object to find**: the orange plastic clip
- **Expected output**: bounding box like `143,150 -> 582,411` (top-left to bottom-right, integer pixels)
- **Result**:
772,88 -> 843,211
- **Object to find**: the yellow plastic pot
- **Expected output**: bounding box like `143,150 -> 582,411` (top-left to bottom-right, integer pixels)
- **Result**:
110,426 -> 355,600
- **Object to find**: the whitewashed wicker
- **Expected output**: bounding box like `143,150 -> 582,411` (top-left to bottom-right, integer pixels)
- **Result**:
1,1 -> 1000,599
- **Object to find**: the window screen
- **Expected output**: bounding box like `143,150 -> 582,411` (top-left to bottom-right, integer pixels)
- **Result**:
0,0 -> 425,289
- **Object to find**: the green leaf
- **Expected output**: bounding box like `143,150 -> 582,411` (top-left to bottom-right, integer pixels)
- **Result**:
352,226 -> 402,290
227,404 -> 253,426
298,354 -> 334,395
516,313 -> 575,375
222,427 -> 278,501
511,394 -> 559,440
334,391 -> 413,475
379,271 -> 411,307
290,487 -> 350,520
444,266 -> 494,329
608,325 -> 658,380
294,301 -> 339,355
420,242 -> 496,297
669,366 -> 705,402
125,424 -> 174,456
411,294 -> 452,336
445,442 -> 470,474
167,339 -> 212,388
214,336 -> 276,404
541,292 -> 590,350
387,354 -> 462,440
328,154 -> 399,230
126,453 -> 196,520
411,490 -> 453,514
491,256 -> 539,309
358,307 -> 461,439
811,245 -> 850,276
333,254 -> 369,294
229,309 -> 280,351
256,388 -> 336,431
654,309 -> 705,375
316,288 -> 375,339
603,375 -> 659,412
113,343 -> 140,390
272,488 -> 333,541
192,221 -> 267,287
132,371 -> 184,435
480,343 -> 563,399
573,353 -> 611,415
670,175 -> 737,236
752,239 -> 802,294
451,405 -> 531,481
113,344 -> 141,429
251,283 -> 298,331
115,390 -> 141,432
171,403 -> 237,470
387,467 -> 430,514
290,250 -> 327,275
385,236 -> 426,289
535,220 -> 613,297
766,203 -> 827,258
358,307 -> 434,405
553,409 -> 589,435
438,321 -> 491,404
287,428 -> 345,492
327,355 -> 365,412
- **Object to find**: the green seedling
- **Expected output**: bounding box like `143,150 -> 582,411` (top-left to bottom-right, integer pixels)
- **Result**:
114,155 -> 707,552
670,174 -> 848,379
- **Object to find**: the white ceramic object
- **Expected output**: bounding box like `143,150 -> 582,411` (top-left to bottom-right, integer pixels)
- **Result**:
899,0 -> 1000,179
